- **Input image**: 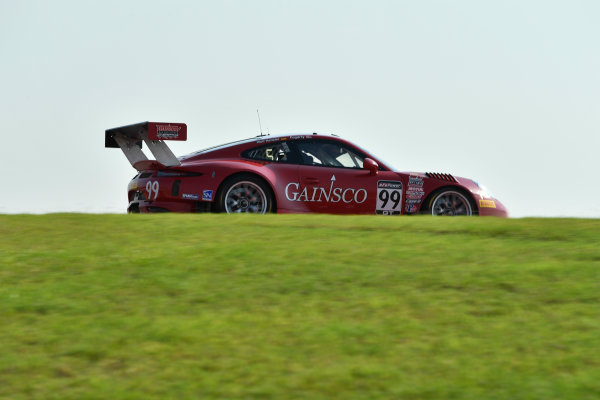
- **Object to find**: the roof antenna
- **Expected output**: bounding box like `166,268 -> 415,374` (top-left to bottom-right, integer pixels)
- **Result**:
257,109 -> 264,137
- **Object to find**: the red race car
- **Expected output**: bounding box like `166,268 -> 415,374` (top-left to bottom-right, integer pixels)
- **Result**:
105,121 -> 507,217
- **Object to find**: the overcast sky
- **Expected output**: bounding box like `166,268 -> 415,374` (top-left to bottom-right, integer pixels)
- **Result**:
1,0 -> 598,217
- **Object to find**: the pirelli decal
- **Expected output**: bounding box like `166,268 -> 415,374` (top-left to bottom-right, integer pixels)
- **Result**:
479,199 -> 496,208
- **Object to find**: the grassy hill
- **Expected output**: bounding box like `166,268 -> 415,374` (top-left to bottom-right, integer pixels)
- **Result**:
1,214 -> 599,399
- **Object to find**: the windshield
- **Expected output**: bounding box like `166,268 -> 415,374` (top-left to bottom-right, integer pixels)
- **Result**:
349,142 -> 397,171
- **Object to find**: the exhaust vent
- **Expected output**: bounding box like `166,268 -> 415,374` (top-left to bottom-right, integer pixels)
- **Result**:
426,172 -> 457,183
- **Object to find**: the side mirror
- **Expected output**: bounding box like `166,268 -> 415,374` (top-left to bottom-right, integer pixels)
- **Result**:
363,158 -> 379,175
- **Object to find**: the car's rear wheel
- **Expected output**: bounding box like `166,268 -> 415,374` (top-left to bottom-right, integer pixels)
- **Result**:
218,175 -> 274,214
430,190 -> 474,216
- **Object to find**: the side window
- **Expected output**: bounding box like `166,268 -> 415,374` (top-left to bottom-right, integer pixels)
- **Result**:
243,141 -> 293,163
296,140 -> 365,169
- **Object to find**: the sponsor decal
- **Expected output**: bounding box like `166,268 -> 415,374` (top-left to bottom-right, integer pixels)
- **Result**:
156,124 -> 182,139
404,197 -> 422,213
378,181 -> 402,190
290,135 -> 307,140
406,187 -> 424,200
376,180 -> 403,215
257,137 -> 286,144
202,190 -> 213,201
408,176 -> 424,187
405,203 -> 419,213
285,174 -> 368,204
182,193 -> 199,200
479,199 -> 496,208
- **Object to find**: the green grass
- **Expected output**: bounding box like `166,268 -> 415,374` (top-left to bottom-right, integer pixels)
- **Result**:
1,214 -> 599,399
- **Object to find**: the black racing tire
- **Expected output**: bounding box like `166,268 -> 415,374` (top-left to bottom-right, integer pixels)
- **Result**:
217,174 -> 275,214
428,189 -> 476,216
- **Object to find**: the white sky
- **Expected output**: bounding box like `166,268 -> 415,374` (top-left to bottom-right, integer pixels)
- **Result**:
1,0 -> 598,217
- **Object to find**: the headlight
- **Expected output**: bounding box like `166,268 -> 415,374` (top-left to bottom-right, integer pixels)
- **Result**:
474,181 -> 495,199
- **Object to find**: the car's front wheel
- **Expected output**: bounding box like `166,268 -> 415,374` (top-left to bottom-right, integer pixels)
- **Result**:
218,175 -> 274,214
429,190 -> 474,216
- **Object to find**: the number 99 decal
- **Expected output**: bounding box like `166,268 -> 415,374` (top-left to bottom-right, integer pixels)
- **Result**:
146,180 -> 159,200
376,181 -> 403,215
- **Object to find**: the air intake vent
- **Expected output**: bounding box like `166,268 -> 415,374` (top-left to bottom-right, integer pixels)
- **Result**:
426,172 -> 457,182
172,180 -> 181,196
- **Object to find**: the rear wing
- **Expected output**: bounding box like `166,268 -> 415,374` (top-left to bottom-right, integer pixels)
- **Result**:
105,122 -> 187,169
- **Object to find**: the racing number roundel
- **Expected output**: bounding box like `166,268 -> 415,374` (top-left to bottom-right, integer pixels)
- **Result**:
376,181 -> 403,215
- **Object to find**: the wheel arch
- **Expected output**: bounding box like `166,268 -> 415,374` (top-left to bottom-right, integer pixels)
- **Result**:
420,185 -> 479,215
215,171 -> 277,212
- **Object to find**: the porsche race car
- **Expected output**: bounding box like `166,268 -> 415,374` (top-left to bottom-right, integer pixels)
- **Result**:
105,121 -> 507,217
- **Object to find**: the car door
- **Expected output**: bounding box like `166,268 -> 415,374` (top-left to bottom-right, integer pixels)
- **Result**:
292,139 -> 403,214
295,165 -> 373,213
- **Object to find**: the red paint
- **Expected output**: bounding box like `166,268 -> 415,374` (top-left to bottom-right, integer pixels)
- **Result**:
147,122 -> 187,141
109,127 -> 508,217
